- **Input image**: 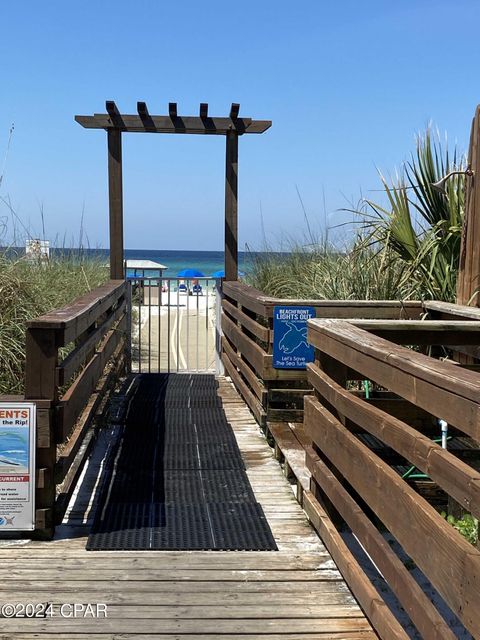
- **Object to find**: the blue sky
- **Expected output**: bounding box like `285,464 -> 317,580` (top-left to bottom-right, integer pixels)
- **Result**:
1,0 -> 479,251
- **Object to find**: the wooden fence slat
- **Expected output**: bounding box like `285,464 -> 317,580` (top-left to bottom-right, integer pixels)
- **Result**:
310,319 -> 480,402
304,395 -> 480,638
222,348 -> 266,426
221,313 -> 267,376
221,336 -> 267,404
222,298 -> 269,342
57,298 -> 126,385
308,363 -> 480,517
308,320 -> 480,441
222,282 -> 423,320
223,281 -> 272,317
307,452 -> 457,640
302,491 -> 409,640
57,314 -> 127,441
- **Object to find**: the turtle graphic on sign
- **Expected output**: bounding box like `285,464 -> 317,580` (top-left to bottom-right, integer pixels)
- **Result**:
273,306 -> 315,369
278,322 -> 309,355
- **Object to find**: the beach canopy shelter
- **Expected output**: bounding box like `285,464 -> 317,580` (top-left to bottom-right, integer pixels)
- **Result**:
76,101 -> 271,281
125,259 -> 167,279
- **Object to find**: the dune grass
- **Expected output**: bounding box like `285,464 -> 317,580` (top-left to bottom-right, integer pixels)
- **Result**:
248,128 -> 465,303
0,251 -> 108,394
246,237 -> 410,301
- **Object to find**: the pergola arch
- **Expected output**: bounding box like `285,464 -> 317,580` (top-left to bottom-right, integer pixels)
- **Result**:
76,101 -> 271,280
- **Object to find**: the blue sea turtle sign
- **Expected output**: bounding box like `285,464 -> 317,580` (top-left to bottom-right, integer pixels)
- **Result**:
273,306 -> 315,369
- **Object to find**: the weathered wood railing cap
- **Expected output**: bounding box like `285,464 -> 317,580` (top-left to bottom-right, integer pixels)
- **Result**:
27,280 -> 126,344
307,317 -> 480,400
344,318 -> 480,332
222,280 -> 424,317
425,300 -> 480,320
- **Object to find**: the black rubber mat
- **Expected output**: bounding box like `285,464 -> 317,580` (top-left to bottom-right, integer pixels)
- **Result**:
87,373 -> 277,551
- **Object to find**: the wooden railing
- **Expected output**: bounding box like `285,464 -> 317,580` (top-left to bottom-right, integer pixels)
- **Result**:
304,317 -> 480,640
221,282 -> 480,638
221,281 -> 422,426
23,279 -> 129,537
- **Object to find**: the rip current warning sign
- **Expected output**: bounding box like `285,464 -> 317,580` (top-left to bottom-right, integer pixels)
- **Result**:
0,403 -> 36,532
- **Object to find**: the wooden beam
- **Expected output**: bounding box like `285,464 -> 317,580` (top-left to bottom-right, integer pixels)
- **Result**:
347,318 -> 480,345
224,130 -> 238,281
75,114 -> 271,135
106,100 -> 119,117
137,101 -> 155,130
105,100 -> 124,127
199,103 -> 208,119
425,299 -> 480,320
27,280 -> 125,344
107,128 -> 124,279
25,329 -> 57,539
137,101 -> 149,117
230,103 -> 240,120
457,106 -> 480,305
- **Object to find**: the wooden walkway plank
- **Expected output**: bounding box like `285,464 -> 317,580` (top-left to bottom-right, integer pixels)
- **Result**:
0,375 -> 374,639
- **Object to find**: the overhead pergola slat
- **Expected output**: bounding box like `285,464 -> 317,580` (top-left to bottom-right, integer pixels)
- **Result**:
76,101 -> 271,280
75,114 -> 270,135
229,103 -> 240,120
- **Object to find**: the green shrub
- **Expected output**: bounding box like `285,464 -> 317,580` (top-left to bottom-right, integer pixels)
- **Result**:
441,511 -> 479,546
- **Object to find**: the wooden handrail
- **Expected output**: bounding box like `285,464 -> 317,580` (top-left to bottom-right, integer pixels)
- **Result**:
425,299 -> 480,320
221,280 -> 480,640
27,280 -> 126,344
307,362 -> 480,517
307,319 -> 480,441
304,314 -> 480,639
345,318 -> 480,345
220,282 -> 436,425
24,279 -> 129,538
222,281 -> 424,318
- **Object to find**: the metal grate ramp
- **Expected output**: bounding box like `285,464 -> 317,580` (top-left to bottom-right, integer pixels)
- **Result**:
87,373 -> 277,551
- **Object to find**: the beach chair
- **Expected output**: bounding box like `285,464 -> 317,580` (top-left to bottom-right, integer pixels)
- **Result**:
178,283 -> 188,294
192,283 -> 203,296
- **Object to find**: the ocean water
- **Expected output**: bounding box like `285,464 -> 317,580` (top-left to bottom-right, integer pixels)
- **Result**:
4,247 -> 253,278
0,430 -> 29,469
123,249 -> 247,277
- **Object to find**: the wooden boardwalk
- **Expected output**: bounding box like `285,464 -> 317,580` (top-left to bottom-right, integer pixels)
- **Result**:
0,377 -> 375,639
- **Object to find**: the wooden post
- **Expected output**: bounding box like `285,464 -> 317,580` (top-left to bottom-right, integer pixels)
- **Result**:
25,327 -> 58,539
457,106 -> 480,305
108,128 -> 124,280
125,280 -> 132,373
224,131 -> 238,281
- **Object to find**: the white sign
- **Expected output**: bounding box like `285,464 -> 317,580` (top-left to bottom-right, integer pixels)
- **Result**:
0,403 -> 36,531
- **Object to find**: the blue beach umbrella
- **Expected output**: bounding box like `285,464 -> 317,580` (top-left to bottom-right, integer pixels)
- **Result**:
211,269 -> 245,278
176,268 -> 205,278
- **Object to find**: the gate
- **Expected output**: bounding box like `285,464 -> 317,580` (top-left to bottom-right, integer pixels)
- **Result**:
129,276 -> 219,373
